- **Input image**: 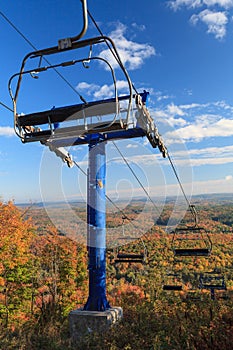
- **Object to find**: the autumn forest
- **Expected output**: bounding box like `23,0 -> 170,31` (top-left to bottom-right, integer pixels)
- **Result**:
0,195 -> 233,349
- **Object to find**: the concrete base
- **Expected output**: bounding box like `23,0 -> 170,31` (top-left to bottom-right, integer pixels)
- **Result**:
69,307 -> 123,341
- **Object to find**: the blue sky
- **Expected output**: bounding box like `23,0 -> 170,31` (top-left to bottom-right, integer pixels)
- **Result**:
0,0 -> 233,205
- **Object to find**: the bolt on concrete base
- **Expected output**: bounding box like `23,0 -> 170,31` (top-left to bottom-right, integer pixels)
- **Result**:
69,307 -> 123,342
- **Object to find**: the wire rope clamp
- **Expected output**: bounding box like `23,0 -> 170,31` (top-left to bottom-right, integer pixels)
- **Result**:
58,37 -> 72,50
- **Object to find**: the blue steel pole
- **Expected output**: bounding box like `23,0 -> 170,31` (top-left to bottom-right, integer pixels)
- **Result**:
84,139 -> 110,311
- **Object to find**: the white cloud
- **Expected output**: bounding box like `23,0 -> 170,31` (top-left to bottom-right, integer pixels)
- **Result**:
168,0 -> 233,10
203,0 -> 233,8
189,156 -> 233,166
105,177 -> 233,198
168,0 -> 202,10
191,177 -> 233,194
99,22 -> 155,70
174,177 -> 232,196
93,84 -> 114,99
151,104 -> 188,128
165,115 -> 233,142
76,82 -> 99,96
157,94 -> 173,101
174,144 -> 233,157
76,80 -> 130,100
106,143 -> 233,198
167,103 -> 186,116
179,102 -> 210,109
168,0 -> 232,38
0,126 -> 15,136
190,9 -> 228,39
160,144 -> 233,167
132,23 -> 146,31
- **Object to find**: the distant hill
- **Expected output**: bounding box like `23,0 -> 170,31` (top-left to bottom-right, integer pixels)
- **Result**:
16,192 -> 233,209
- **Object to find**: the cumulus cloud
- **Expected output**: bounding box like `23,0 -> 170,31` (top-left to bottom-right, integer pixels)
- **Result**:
174,144 -> 233,157
167,103 -> 185,116
0,126 -> 15,136
168,0 -> 202,10
151,103 -> 188,128
179,102 -> 210,109
99,22 -> 155,70
132,23 -> 146,31
76,80 -> 130,100
168,0 -> 233,10
109,144 -> 233,168
168,0 -> 232,38
157,94 -> 173,101
165,115 -> 233,142
190,9 -> 228,39
203,0 -> 233,8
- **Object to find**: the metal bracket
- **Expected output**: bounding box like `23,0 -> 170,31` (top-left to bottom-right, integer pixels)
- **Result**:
135,94 -> 167,157
43,141 -> 74,167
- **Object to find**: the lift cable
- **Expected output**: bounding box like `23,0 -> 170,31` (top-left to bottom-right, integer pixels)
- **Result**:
166,151 -> 198,225
0,101 -> 13,113
0,11 -> 87,103
87,7 -> 139,95
112,140 -> 161,215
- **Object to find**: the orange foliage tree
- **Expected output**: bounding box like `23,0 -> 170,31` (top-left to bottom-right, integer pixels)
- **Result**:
0,201 -> 35,327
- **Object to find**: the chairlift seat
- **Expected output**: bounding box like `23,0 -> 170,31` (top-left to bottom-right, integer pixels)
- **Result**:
173,226 -> 205,232
185,290 -> 202,301
114,258 -> 144,264
174,248 -> 211,257
199,274 -> 227,291
218,294 -> 229,300
119,236 -> 136,240
117,253 -> 144,259
21,121 -> 126,143
201,284 -> 227,290
17,96 -> 124,127
186,295 -> 201,301
114,253 -> 145,263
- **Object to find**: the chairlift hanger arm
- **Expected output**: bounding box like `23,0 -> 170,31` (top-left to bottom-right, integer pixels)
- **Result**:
58,0 -> 88,48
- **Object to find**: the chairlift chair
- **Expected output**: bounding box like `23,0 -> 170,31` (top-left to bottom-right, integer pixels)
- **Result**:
171,226 -> 212,257
199,272 -> 227,291
162,272 -> 183,291
9,52 -> 133,144
113,232 -> 147,264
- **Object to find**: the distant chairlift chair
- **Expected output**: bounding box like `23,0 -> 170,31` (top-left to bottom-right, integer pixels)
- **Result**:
113,220 -> 147,264
171,225 -> 212,257
185,289 -> 203,301
199,271 -> 227,300
162,272 -> 183,291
